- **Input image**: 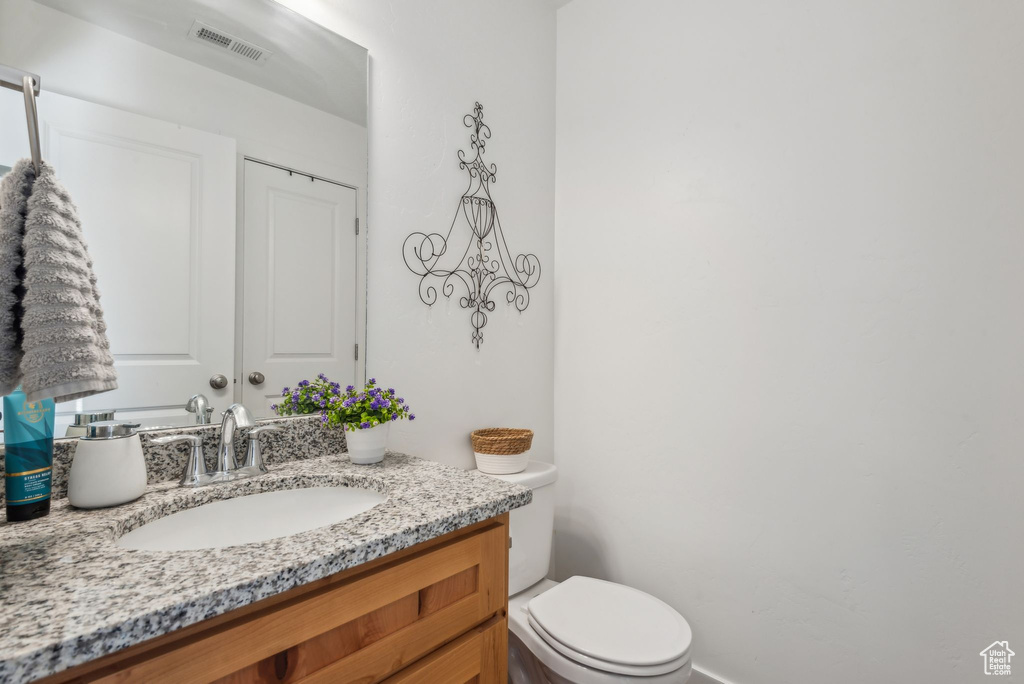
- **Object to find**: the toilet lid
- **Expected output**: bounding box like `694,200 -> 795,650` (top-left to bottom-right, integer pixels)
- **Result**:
526,576 -> 692,671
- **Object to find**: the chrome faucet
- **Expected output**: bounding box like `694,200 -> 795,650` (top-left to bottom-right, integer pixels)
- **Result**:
153,403 -> 272,488
214,403 -> 255,476
185,393 -> 214,425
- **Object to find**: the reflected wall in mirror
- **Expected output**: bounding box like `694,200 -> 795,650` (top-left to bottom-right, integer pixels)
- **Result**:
0,0 -> 368,438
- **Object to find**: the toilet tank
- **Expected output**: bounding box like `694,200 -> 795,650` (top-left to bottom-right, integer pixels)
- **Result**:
476,461 -> 558,595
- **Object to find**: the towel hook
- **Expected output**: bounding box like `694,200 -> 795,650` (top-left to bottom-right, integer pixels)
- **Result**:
22,75 -> 41,176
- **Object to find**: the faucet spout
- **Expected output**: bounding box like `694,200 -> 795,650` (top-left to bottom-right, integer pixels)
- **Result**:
214,403 -> 255,475
186,393 -> 212,424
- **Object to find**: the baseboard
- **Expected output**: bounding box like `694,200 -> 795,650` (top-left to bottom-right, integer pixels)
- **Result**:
691,664 -> 737,684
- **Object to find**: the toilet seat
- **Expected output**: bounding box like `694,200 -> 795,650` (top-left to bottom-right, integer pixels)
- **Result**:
527,613 -> 692,676
525,576 -> 692,677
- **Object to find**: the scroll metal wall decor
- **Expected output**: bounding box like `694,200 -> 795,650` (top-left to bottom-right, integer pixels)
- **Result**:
402,102 -> 541,348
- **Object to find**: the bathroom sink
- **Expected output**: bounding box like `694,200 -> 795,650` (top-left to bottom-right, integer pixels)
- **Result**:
115,486 -> 387,551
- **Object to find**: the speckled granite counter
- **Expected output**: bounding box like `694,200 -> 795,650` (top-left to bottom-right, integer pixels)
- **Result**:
0,453 -> 531,683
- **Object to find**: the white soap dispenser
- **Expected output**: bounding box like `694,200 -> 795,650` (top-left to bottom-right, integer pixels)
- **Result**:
68,421 -> 147,509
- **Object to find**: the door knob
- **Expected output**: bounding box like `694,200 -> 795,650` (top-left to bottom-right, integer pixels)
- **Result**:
209,374 -> 229,390
248,371 -> 265,386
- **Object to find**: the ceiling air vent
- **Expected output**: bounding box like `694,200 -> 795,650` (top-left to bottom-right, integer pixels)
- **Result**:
187,20 -> 272,65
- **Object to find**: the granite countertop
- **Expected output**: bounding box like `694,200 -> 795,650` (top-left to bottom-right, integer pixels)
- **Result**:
0,453 -> 532,683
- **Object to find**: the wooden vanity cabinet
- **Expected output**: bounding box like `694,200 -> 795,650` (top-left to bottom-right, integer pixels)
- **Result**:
40,514 -> 510,684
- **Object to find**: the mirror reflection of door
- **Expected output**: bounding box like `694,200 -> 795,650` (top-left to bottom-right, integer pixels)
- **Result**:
0,90 -> 238,426
241,160 -> 358,416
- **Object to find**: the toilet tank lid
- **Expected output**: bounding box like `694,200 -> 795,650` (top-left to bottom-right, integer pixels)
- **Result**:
475,461 -> 557,489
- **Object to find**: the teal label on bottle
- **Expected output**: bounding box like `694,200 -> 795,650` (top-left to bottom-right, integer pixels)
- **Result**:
5,461 -> 52,504
4,393 -> 54,506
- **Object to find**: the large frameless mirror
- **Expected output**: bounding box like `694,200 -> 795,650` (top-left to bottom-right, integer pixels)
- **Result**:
0,0 -> 368,438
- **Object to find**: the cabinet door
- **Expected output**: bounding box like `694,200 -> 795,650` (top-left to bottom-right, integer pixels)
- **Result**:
241,160 -> 358,415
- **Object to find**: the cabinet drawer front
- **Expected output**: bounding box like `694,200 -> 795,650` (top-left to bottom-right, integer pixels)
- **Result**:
383,617 -> 507,684
85,520 -> 508,684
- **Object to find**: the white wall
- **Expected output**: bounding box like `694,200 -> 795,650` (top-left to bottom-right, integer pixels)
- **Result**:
274,0 -> 557,468
554,2 -> 1024,683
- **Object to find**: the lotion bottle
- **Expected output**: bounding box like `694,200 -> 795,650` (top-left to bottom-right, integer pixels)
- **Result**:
3,389 -> 55,522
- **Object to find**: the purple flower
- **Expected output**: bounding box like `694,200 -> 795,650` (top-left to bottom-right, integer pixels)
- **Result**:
390,413 -> 398,421
346,385 -> 355,392
282,387 -> 290,395
317,373 -> 327,380
321,414 -> 328,424
298,379 -> 310,387
397,397 -> 405,404
368,378 -> 377,384
402,404 -> 409,412
270,403 -> 278,411
408,414 -> 416,421
360,421 -> 371,429
388,388 -> 395,395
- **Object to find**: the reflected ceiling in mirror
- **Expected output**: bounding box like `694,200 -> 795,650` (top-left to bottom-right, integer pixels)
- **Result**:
31,0 -> 367,126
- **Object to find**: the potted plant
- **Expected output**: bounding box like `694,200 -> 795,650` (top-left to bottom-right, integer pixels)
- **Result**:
273,375 -> 414,464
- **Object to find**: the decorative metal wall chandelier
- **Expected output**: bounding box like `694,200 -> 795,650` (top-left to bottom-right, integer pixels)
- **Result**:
402,102 -> 541,348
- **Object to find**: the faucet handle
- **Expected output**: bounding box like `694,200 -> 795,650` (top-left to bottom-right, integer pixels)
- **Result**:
240,424 -> 283,475
249,424 -> 283,437
152,434 -> 209,486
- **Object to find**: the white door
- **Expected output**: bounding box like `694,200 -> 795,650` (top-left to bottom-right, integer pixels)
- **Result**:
0,92 -> 237,425
241,160 -> 358,416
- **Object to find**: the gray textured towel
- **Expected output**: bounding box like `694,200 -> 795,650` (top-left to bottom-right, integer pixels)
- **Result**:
0,160 -> 118,402
0,160 -> 32,396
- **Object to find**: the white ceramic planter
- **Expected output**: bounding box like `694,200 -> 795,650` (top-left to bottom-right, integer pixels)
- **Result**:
346,423 -> 390,465
474,450 -> 530,475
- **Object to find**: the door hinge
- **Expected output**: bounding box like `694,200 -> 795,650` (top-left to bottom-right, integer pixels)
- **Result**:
354,343 -> 359,360
354,217 -> 360,235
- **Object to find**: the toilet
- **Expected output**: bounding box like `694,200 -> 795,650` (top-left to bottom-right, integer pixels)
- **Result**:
478,462 -> 693,684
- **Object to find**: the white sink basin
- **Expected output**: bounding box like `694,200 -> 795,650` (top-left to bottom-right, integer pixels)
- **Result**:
116,486 -> 386,551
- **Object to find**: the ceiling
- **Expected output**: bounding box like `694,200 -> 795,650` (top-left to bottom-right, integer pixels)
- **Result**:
33,0 -> 368,126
